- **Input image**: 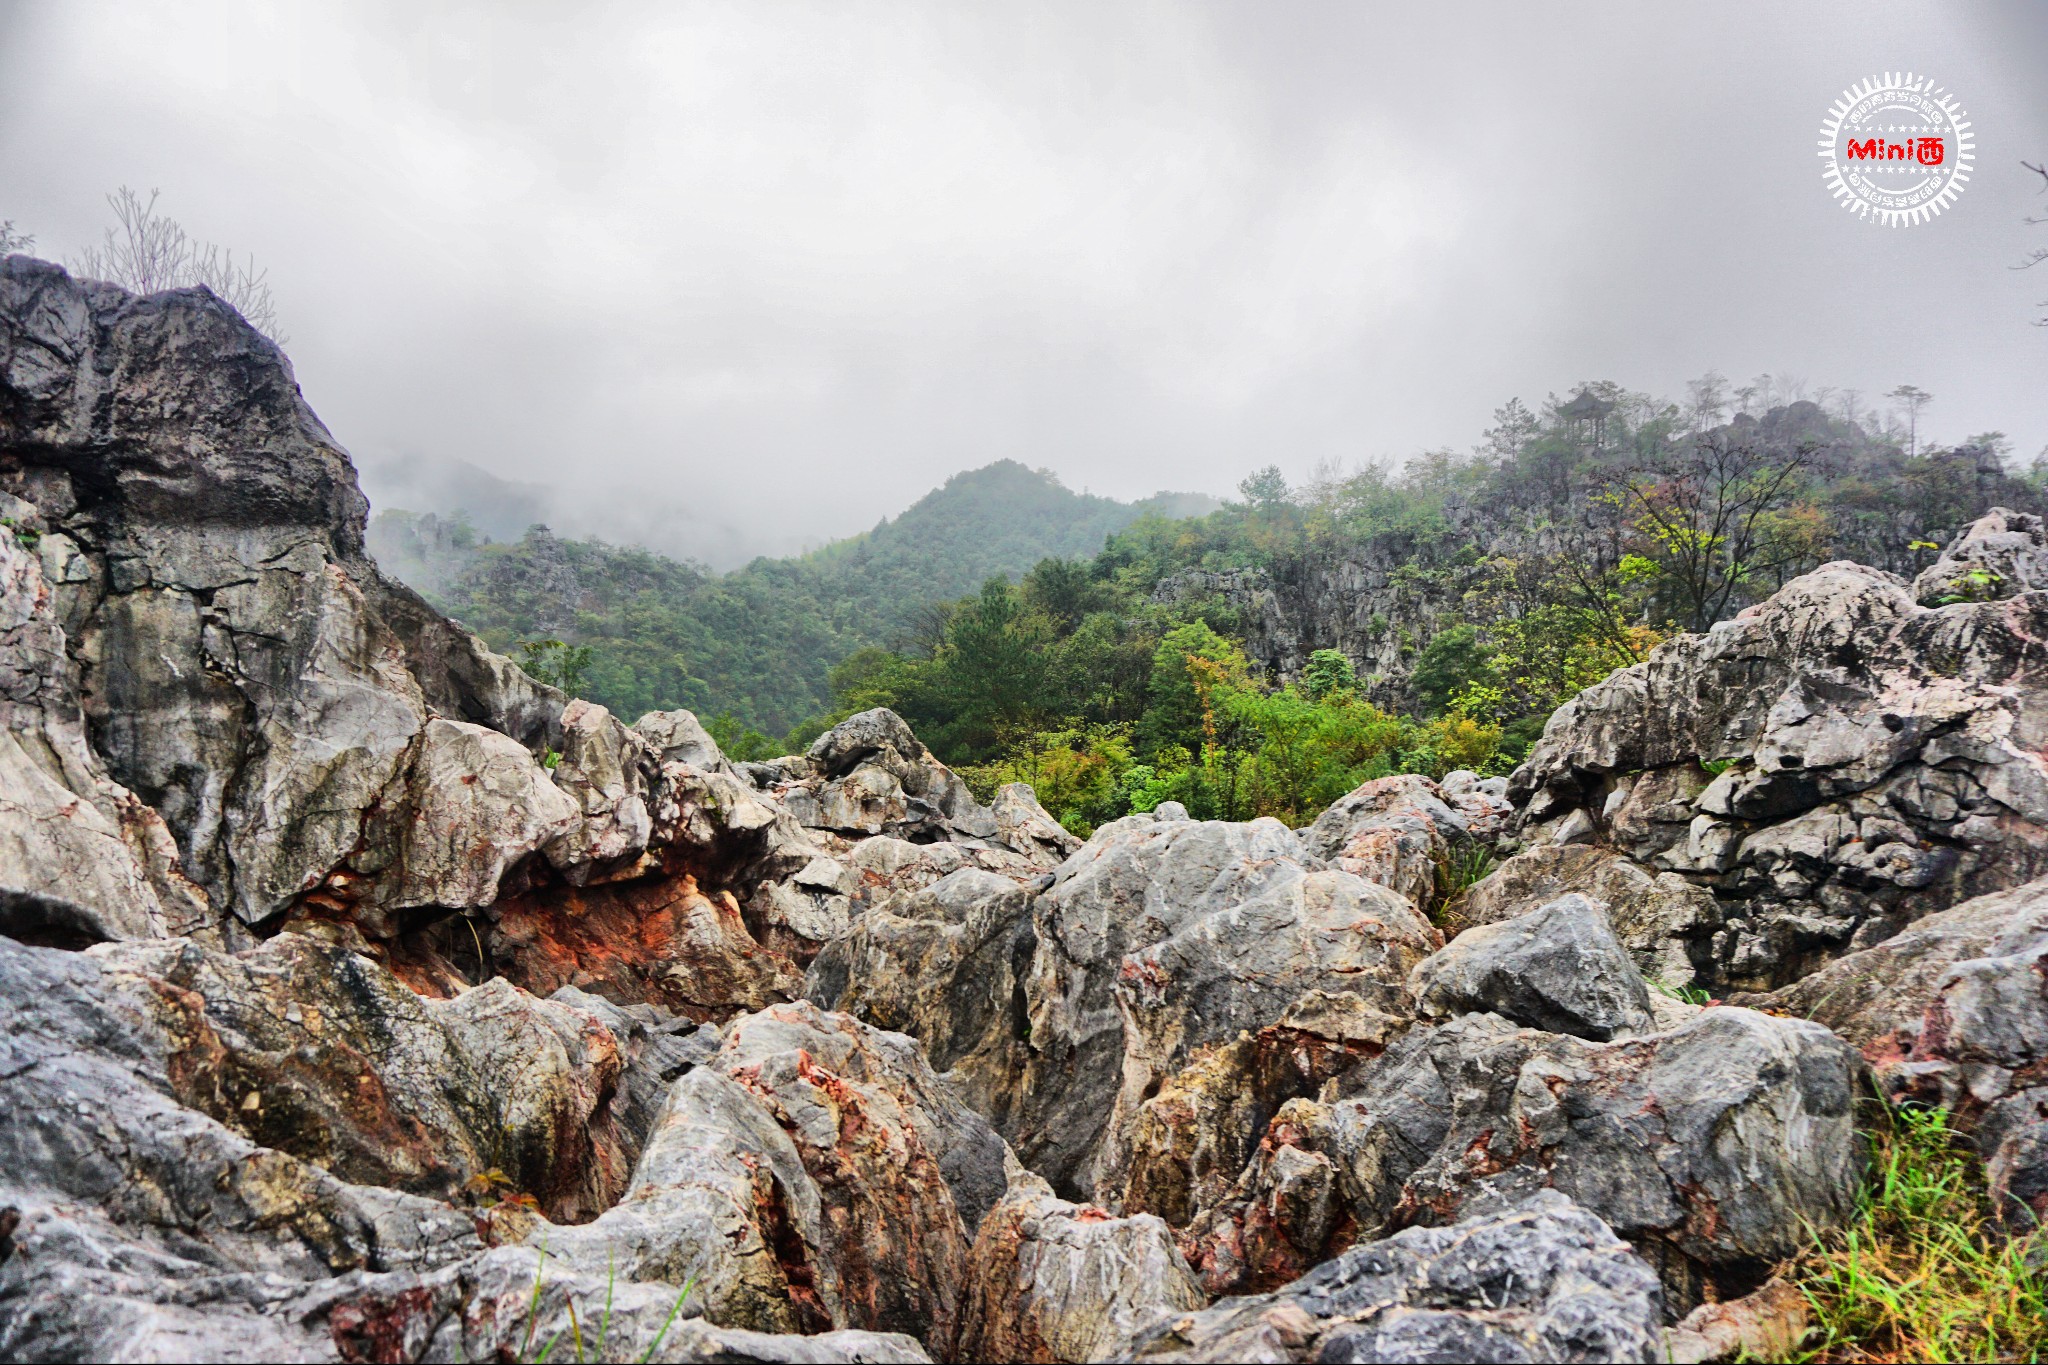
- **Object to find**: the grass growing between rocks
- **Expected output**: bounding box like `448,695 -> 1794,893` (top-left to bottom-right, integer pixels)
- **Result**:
1788,1106 -> 2047,1364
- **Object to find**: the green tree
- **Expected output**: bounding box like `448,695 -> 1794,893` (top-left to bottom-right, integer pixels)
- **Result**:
1237,465 -> 1290,508
1409,624 -> 1493,715
518,638 -> 595,696
1138,621 -> 1245,756
1300,648 -> 1356,701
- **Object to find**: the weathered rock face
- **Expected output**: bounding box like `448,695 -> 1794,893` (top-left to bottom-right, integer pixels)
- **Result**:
0,933 -> 490,1360
1410,893 -> 1656,1041
805,868 -> 1038,1130
87,931 -> 630,1222
1461,843 -> 1721,991
1508,558 -> 2048,991
953,1170 -> 1204,1365
0,256 -> 566,934
1011,812 -> 1437,1203
1118,1192 -> 1665,1365
1748,875 -> 2048,1061
0,925 -> 1007,1360
1302,774 -> 1480,911
1285,1007 -> 1862,1306
1912,506 -> 2048,606
0,519 -> 212,946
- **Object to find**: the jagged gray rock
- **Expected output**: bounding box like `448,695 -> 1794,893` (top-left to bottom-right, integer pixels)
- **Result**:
805,868 -> 1037,1129
0,521 -> 213,945
0,255 -> 568,930
1510,557 -> 2048,991
1281,1006 -> 1862,1306
1410,893 -> 1656,1040
1012,813 -> 1436,1203
954,1169 -> 1205,1365
1747,875 -> 2048,1058
1302,773 -> 1473,909
1460,842 -> 1720,990
1911,506 -> 2048,605
1116,1192 -> 1664,1364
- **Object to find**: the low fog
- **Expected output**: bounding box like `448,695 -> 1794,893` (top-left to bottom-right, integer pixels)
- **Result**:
2,2 -> 2044,566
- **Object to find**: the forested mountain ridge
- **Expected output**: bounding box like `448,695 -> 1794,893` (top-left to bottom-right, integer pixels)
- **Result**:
368,459 -> 1217,734
821,382 -> 2046,834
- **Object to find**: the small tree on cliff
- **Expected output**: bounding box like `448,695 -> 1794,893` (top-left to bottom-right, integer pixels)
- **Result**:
1888,385 -> 1933,457
0,221 -> 32,255
1625,430 -> 1813,633
70,187 -> 284,341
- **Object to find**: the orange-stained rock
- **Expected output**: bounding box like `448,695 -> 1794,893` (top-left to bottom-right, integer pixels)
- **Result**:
392,872 -> 802,1021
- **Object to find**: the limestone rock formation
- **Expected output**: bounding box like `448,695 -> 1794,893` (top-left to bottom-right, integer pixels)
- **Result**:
1011,812 -> 1436,1202
1911,506 -> 2048,606
953,1170 -> 1204,1365
1508,558 -> 2048,991
1283,1006 -> 1861,1307
9,256 -> 2045,1363
1117,1192 -> 1664,1365
0,519 -> 211,946
1460,842 -> 1720,990
1302,773 -> 1486,910
1409,893 -> 1656,1041
805,868 -> 1037,1129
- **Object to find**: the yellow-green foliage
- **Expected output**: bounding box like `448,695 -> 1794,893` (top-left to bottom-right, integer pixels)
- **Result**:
1789,1107 -> 2046,1364
963,666 -> 1504,836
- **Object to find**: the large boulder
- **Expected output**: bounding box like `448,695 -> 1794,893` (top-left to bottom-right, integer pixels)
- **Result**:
805,868 -> 1038,1129
1270,1006 -> 1862,1306
1117,1192 -> 1664,1365
1302,774 -> 1473,910
1409,893 -> 1656,1041
1460,843 -> 1721,991
1510,557 -> 2048,991
0,255 -> 573,932
1911,506 -> 2048,605
1746,875 -> 2048,1060
82,932 -> 631,1222
954,1169 -> 1205,1365
1012,812 -> 1437,1202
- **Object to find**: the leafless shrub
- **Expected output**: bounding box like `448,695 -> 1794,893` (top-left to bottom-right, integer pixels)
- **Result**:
70,187 -> 285,342
0,221 -> 33,255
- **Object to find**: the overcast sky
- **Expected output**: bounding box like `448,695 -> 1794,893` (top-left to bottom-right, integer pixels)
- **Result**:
3,2 -> 2045,566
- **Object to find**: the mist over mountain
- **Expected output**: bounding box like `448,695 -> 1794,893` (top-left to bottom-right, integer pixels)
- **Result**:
370,459 -> 1219,731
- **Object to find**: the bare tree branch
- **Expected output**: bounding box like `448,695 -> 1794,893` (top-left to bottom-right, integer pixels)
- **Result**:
69,187 -> 285,341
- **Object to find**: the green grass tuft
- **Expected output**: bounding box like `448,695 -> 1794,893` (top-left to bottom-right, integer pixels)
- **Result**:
1787,1106 -> 2047,1364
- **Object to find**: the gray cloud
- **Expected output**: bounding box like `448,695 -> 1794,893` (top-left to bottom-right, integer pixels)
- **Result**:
3,1 -> 2044,565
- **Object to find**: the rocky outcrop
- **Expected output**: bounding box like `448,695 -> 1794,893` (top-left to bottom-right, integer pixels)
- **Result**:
1010,812 -> 1436,1202
1508,558 -> 2048,991
953,1171 -> 1204,1364
805,869 -> 1038,1129
1269,1006 -> 1861,1307
1118,1192 -> 1665,1364
0,519 -> 212,946
1911,506 -> 2048,605
1302,773 -> 1489,911
90,932 -> 630,1222
1409,893 -> 1655,1041
1461,842 -> 1720,990
10,257 -> 2044,1363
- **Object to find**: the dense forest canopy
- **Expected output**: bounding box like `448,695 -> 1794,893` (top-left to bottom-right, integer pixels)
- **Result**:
374,376 -> 2043,836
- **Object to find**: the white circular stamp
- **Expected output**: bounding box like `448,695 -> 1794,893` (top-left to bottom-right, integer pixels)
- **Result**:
1818,72 -> 1973,227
